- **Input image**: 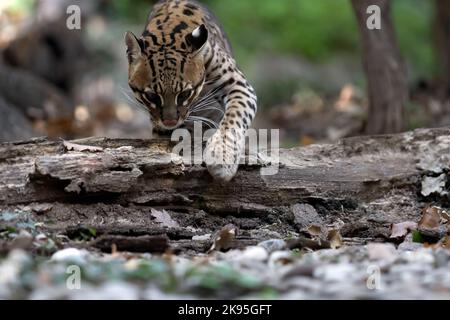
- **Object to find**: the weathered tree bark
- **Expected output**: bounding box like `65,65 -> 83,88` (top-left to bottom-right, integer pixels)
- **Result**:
351,0 -> 409,135
0,128 -> 448,254
434,0 -> 450,99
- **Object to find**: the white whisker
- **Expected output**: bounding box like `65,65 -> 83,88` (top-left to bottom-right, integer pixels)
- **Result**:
193,85 -> 224,106
119,86 -> 150,116
187,115 -> 219,129
193,107 -> 224,114
185,119 -> 213,129
191,104 -> 224,115
191,99 -> 220,112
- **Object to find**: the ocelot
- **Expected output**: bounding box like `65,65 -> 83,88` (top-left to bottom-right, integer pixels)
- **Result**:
125,0 -> 257,181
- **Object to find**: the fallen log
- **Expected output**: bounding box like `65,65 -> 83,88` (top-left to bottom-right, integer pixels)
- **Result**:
0,128 -> 449,254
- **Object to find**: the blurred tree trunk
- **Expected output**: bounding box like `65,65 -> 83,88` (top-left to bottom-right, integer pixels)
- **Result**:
351,0 -> 408,135
0,96 -> 37,142
0,61 -> 75,141
434,0 -> 450,99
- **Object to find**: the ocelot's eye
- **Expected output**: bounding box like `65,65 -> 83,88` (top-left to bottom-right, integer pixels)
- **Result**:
177,89 -> 192,106
143,91 -> 161,107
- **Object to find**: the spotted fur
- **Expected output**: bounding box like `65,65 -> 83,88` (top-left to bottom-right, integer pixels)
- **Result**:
125,0 -> 257,182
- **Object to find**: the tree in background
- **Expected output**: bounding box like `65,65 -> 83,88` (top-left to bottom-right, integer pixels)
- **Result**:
434,0 -> 450,100
351,0 -> 408,135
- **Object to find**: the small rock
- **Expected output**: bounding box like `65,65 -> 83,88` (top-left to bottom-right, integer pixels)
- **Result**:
421,174 -> 447,197
51,248 -> 89,264
31,203 -> 53,214
291,204 -> 323,230
367,243 -> 397,262
314,263 -> 357,282
258,239 -> 286,253
239,246 -> 269,262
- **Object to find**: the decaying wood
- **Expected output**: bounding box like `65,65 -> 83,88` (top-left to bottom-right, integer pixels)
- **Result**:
0,128 -> 449,254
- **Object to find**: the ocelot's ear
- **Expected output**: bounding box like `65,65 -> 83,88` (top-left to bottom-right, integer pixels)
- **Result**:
125,31 -> 144,64
186,24 -> 208,54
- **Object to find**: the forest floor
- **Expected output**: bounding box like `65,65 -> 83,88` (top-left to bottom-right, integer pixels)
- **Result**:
2,241 -> 449,299
1,128 -> 450,300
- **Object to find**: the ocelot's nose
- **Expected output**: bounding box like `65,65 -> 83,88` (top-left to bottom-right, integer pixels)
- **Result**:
162,105 -> 178,122
162,119 -> 178,127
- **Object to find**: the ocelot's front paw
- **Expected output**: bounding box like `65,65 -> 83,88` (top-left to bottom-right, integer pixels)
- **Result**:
204,130 -> 243,182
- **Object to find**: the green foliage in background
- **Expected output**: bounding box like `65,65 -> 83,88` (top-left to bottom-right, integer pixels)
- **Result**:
393,0 -> 435,78
110,0 -> 434,79
109,0 -> 151,23
6,0 -> 436,82
204,0 -> 358,63
1,0 -> 35,13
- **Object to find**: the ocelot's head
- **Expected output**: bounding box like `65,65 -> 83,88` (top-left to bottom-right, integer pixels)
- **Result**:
125,25 -> 208,131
